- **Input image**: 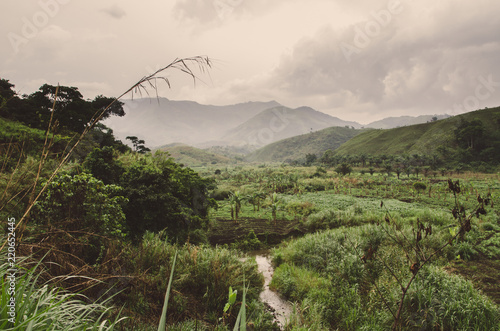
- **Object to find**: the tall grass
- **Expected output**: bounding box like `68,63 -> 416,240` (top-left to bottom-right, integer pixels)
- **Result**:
114,231 -> 276,329
405,266 -> 499,330
270,224 -> 500,329
0,254 -> 125,330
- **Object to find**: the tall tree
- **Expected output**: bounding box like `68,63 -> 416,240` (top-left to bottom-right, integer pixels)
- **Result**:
27,84 -> 125,133
454,119 -> 485,150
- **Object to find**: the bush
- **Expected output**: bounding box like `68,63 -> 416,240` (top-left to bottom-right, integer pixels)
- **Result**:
413,181 -> 427,192
32,172 -> 127,265
285,201 -> 316,218
233,230 -> 261,251
304,182 -> 326,192
211,188 -> 231,201
405,266 -> 499,330
120,152 -> 216,241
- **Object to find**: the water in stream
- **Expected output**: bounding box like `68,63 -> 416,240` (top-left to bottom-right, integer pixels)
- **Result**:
251,252 -> 292,329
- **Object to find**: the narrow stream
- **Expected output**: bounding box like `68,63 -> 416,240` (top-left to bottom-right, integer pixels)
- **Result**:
250,251 -> 292,329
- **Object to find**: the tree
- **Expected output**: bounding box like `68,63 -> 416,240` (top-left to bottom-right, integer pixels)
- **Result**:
91,95 -> 125,120
394,166 -> 402,179
83,146 -> 125,184
229,191 -> 243,222
335,163 -> 352,176
126,136 -> 151,154
305,153 -> 317,166
270,192 -> 281,226
383,162 -> 393,176
23,84 -> 125,133
120,152 -> 216,240
414,166 -> 421,178
247,192 -> 266,211
404,165 -> 412,178
360,153 -> 368,167
454,118 -> 485,151
89,123 -> 130,152
320,149 -> 335,166
0,78 -> 16,105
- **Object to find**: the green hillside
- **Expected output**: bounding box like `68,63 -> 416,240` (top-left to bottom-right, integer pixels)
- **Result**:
156,144 -> 233,166
334,107 -> 500,157
0,116 -> 70,158
247,126 -> 363,162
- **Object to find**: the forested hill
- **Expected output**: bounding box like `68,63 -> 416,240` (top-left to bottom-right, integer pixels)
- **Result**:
246,126 -> 363,162
334,107 -> 500,168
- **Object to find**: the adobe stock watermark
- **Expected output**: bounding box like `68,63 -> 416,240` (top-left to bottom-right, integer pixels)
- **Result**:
245,107 -> 295,147
7,0 -> 71,54
450,74 -> 500,114
5,217 -> 17,325
340,0 -> 404,63
213,0 -> 243,20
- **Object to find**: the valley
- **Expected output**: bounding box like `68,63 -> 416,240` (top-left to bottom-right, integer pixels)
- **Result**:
1,78 -> 499,330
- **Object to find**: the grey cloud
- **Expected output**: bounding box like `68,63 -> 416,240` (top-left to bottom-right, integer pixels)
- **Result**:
172,0 -> 297,27
102,4 -> 126,19
266,1 -> 500,118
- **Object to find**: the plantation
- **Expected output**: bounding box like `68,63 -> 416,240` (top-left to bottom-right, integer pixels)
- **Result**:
1,65 -> 500,331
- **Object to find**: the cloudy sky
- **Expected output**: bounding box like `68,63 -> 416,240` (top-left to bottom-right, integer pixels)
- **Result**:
1,0 -> 500,124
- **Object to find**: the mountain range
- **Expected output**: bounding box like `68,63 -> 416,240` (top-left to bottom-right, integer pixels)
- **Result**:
103,98 -> 449,149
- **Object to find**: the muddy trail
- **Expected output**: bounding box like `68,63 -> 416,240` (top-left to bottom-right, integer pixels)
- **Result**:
244,251 -> 292,329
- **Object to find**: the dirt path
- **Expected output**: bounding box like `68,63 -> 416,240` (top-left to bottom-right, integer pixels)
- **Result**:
251,251 -> 292,329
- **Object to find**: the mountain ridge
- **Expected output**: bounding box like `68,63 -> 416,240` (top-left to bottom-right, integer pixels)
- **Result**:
102,97 -> 453,149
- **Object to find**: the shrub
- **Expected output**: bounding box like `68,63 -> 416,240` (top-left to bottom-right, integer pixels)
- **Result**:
120,152 -> 216,241
32,172 -> 127,265
413,181 -> 427,192
233,230 -> 261,251
405,266 -> 499,330
335,163 -> 352,176
285,201 -> 316,218
211,188 -> 231,200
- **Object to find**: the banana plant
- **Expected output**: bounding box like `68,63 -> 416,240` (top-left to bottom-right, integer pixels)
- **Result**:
270,192 -> 281,226
229,191 -> 243,223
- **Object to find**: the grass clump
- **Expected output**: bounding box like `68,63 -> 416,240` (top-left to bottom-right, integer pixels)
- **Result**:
114,231 -> 272,329
270,224 -> 500,330
405,266 -> 499,330
0,255 -> 125,330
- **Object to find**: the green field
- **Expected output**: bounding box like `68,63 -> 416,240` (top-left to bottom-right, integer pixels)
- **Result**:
203,164 -> 500,329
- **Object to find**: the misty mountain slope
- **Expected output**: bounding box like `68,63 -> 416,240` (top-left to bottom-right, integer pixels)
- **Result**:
222,106 -> 361,147
247,126 -> 364,162
334,107 -> 500,156
365,114 -> 451,129
102,98 -> 281,147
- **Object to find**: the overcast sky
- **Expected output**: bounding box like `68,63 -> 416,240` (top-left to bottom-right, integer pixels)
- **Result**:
1,0 -> 500,124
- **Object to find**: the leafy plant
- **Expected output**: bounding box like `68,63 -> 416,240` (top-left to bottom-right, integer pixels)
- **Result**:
158,250 -> 177,331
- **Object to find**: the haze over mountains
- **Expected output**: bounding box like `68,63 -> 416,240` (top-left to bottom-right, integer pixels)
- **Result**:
103,98 -> 449,149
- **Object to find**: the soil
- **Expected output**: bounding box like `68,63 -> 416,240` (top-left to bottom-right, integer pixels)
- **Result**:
446,253 -> 500,305
209,218 -> 306,246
